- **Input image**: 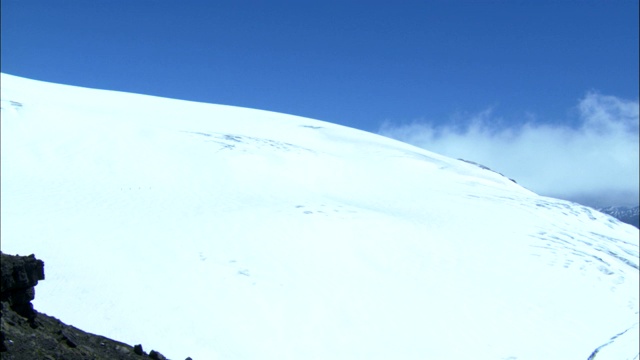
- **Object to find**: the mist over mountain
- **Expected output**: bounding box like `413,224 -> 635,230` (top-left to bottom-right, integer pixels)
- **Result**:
1,73 -> 638,360
377,92 -> 640,211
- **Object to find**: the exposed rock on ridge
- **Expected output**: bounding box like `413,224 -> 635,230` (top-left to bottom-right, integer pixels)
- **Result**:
1,252 -> 181,360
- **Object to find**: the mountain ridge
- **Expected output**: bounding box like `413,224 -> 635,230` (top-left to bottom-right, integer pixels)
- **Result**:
597,206 -> 640,228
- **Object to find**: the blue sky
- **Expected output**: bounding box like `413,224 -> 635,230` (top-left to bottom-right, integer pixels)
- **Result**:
2,0 -> 639,207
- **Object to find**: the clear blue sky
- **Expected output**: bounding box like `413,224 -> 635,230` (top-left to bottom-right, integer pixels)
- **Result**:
2,1 -> 638,132
2,1 -> 639,207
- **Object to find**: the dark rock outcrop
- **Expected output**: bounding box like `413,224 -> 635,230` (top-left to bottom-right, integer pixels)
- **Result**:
0,252 -> 44,326
1,252 -> 183,360
150,349 -> 168,360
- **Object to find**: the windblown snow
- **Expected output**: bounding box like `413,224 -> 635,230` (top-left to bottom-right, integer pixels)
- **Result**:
1,73 -> 638,360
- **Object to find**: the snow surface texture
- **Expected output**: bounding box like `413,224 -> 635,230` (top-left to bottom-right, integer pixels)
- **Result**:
1,73 -> 638,360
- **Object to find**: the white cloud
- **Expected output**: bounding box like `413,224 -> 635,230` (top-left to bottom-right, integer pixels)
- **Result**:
378,92 -> 639,208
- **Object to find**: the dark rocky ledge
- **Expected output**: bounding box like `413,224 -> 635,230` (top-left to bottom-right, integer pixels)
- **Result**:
1,252 -> 189,360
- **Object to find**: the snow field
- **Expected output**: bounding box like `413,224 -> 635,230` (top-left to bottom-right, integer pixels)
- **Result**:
1,73 -> 638,359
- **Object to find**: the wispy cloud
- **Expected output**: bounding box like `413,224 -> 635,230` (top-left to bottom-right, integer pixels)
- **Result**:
379,92 -> 639,208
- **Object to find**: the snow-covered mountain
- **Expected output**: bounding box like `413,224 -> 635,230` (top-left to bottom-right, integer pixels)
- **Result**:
1,73 -> 638,360
598,206 -> 640,229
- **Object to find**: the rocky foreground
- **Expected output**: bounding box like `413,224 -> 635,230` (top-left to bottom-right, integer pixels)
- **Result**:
1,252 -> 189,360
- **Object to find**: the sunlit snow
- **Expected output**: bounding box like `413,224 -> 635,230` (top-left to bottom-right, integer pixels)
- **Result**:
1,73 -> 638,360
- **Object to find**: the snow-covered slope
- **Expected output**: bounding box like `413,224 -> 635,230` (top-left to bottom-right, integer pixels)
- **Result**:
1,73 -> 638,360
